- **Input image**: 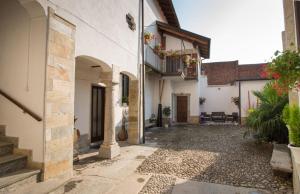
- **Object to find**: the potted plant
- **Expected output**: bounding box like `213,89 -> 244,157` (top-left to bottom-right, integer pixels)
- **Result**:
154,44 -> 161,54
189,58 -> 198,66
122,96 -> 128,106
199,97 -> 206,105
144,31 -> 154,45
162,106 -> 171,128
283,105 -> 300,154
73,117 -> 80,162
158,50 -> 166,59
118,108 -> 128,141
231,97 -> 240,108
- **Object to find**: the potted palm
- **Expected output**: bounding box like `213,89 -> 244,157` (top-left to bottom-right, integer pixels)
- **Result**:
162,106 -> 171,128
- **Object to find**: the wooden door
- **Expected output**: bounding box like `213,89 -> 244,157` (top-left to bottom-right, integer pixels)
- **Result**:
91,86 -> 105,143
177,96 -> 188,122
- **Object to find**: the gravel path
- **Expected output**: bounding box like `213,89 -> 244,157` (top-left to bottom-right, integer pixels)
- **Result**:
137,125 -> 293,193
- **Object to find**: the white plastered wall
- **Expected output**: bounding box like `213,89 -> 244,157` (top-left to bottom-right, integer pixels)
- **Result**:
240,80 -> 269,118
0,0 -> 46,162
199,77 -> 239,114
43,0 -> 143,138
165,34 -> 194,51
145,73 -> 160,120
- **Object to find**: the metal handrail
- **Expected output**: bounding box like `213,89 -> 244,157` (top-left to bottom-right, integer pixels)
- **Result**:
0,89 -> 42,122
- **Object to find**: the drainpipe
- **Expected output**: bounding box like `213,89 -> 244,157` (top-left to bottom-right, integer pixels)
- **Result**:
238,81 -> 241,125
141,0 -> 145,143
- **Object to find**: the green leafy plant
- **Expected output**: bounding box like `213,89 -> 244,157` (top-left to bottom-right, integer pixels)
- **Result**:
261,50 -> 300,95
283,105 -> 300,147
231,97 -> 240,108
245,83 -> 288,143
162,106 -> 171,118
199,97 -> 206,105
122,96 -> 128,104
144,31 -> 154,44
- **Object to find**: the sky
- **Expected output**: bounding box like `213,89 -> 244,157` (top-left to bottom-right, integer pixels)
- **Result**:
172,0 -> 285,64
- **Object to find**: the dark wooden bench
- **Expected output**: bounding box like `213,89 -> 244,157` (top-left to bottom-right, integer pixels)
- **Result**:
211,112 -> 226,122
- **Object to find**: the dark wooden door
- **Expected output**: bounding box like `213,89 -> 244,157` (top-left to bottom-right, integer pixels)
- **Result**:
177,96 -> 188,122
91,86 -> 105,142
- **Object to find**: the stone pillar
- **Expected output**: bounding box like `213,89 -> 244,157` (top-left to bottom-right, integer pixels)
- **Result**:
99,82 -> 120,158
128,80 -> 140,144
283,0 -> 297,51
43,8 -> 75,180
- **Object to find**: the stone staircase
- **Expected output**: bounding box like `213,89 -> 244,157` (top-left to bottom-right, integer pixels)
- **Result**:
0,141 -> 40,193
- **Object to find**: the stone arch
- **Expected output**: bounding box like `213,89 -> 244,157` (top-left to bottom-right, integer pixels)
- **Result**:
120,71 -> 139,144
75,55 -> 120,159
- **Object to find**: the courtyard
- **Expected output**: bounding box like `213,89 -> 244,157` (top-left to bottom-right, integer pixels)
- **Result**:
16,124 -> 292,194
138,125 -> 293,193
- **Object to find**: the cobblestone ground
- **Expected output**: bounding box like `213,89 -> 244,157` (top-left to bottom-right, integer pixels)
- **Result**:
137,125 -> 293,194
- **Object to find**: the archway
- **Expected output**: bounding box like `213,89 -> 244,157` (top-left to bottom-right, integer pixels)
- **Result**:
75,56 -> 120,159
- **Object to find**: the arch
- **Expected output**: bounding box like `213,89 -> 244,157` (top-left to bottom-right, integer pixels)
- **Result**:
18,0 -> 46,18
76,55 -> 112,72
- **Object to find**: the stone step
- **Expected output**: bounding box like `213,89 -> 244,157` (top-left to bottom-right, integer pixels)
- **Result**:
0,155 -> 27,176
0,169 -> 40,193
270,144 -> 293,174
0,136 -> 18,148
0,142 -> 13,157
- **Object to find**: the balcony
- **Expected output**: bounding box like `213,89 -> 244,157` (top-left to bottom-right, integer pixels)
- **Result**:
145,45 -> 198,80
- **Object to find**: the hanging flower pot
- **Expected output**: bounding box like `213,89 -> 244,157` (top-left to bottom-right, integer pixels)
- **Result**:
144,31 -> 154,45
189,58 -> 198,65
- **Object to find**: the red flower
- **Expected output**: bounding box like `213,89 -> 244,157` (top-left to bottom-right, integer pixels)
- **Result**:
260,70 -> 268,78
272,72 -> 281,79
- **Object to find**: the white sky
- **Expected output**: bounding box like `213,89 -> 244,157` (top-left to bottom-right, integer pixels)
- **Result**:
173,0 -> 285,64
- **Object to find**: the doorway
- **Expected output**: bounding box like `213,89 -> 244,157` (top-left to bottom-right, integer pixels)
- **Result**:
91,86 -> 105,143
176,96 -> 188,122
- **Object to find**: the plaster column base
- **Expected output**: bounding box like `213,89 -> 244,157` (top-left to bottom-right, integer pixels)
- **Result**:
99,142 -> 120,159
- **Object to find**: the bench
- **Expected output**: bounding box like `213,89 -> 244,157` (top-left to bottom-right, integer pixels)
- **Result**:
200,112 -> 211,122
211,112 -> 226,122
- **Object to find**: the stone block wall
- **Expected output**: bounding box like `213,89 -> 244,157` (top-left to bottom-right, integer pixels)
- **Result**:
43,8 -> 75,180
128,80 -> 140,144
283,0 -> 297,50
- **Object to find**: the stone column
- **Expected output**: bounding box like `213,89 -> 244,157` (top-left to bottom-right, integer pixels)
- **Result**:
283,0 -> 297,51
99,82 -> 120,158
43,8 -> 75,180
128,80 -> 140,144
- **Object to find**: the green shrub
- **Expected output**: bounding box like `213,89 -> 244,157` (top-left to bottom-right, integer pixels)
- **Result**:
162,107 -> 171,118
245,83 -> 289,143
283,105 -> 300,147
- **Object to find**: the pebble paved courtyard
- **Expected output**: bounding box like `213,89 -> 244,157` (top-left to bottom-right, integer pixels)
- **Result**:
137,125 -> 293,194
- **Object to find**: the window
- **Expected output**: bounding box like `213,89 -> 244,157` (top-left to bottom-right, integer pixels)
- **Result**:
121,74 -> 129,104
